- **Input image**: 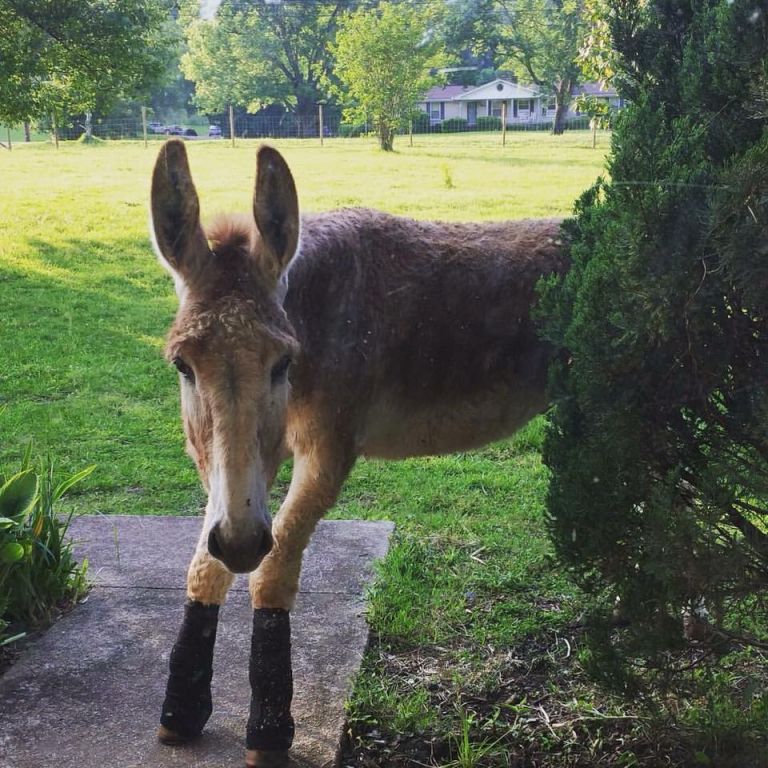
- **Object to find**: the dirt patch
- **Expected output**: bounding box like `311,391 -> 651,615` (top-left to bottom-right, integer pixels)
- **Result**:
339,628 -> 735,767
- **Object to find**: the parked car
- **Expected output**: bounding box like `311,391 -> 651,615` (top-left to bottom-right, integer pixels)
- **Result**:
148,122 -> 167,134
208,125 -> 222,138
183,128 -> 198,137
165,125 -> 184,136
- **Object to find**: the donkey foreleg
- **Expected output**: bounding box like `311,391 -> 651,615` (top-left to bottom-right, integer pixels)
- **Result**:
245,443 -> 354,768
158,546 -> 234,744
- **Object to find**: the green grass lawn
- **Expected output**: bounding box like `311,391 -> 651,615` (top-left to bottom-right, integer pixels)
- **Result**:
2,132 -> 765,767
0,131 -> 607,518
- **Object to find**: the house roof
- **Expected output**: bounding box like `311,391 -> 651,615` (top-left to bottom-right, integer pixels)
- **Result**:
455,79 -> 540,100
422,84 -> 474,101
572,82 -> 619,97
422,79 -> 541,103
422,78 -> 620,103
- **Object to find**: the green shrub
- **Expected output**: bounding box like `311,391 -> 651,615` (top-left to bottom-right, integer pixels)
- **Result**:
0,448 -> 93,646
338,122 -> 365,138
476,115 -> 502,131
410,110 -> 431,134
440,117 -> 468,133
539,0 -> 768,688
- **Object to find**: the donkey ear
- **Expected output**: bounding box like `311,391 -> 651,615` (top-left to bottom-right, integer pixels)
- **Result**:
253,145 -> 300,282
151,139 -> 209,283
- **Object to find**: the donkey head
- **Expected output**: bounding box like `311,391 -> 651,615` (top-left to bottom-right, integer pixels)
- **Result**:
151,140 -> 300,573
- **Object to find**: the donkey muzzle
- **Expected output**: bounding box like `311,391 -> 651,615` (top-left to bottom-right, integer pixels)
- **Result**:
208,521 -> 273,573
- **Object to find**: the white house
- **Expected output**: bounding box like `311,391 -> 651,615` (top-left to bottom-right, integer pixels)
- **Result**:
418,79 -> 544,126
417,78 -> 623,127
571,82 -> 626,110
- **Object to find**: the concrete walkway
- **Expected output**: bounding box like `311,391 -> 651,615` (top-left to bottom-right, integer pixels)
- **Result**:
0,515 -> 393,768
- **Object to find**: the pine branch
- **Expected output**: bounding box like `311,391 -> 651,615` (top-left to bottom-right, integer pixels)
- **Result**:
728,505 -> 768,560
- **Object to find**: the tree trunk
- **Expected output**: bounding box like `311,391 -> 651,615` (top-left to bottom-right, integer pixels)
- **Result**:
296,113 -> 315,138
295,93 -> 317,139
552,79 -> 573,136
379,124 -> 394,151
24,121 -> 31,142
84,111 -> 93,142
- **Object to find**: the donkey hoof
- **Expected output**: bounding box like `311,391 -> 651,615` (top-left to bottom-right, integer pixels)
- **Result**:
245,749 -> 290,768
157,724 -> 201,745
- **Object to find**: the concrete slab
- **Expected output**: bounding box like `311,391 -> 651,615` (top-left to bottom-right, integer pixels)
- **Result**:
0,516 -> 394,768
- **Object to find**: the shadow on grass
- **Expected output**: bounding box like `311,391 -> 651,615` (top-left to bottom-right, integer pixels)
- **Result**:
1,235 -> 197,516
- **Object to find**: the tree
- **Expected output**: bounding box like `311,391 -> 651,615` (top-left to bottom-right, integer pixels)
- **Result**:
435,0 -> 500,84
539,0 -> 768,689
0,0 -> 171,128
331,2 -> 446,151
180,0 -> 354,133
494,0 -> 586,134
573,93 -> 609,148
577,0 -> 650,89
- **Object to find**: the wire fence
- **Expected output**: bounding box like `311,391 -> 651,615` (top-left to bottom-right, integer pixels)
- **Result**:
2,111 -> 595,146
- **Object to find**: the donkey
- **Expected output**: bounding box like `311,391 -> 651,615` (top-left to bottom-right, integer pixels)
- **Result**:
150,139 -> 567,767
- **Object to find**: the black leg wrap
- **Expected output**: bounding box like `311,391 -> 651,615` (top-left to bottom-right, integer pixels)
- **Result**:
246,608 -> 295,752
160,600 -> 220,740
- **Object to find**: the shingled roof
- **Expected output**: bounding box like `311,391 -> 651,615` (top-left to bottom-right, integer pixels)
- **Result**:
422,84 -> 474,101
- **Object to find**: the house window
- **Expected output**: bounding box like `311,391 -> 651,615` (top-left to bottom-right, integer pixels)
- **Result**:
428,102 -> 444,121
542,99 -> 556,116
491,100 -> 504,118
518,99 -> 531,112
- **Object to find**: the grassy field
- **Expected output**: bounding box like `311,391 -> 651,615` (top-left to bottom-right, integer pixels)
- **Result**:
0,131 -> 604,517
2,132 -> 765,767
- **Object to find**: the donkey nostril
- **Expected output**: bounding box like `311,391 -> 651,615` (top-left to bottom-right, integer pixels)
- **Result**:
208,525 -> 224,561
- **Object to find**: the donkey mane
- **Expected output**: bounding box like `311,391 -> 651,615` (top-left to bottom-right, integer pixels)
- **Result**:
206,214 -> 256,257
206,207 -> 567,281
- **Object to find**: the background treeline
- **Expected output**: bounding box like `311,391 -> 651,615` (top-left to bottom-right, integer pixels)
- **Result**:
0,0 -> 611,147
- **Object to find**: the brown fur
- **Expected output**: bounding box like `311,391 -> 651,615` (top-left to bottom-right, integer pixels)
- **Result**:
151,141 -> 567,610
283,209 -> 565,459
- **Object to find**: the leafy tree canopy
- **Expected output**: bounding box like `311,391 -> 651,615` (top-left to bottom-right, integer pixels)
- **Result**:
0,0 -> 172,124
180,0 -> 355,119
494,0 -> 587,133
331,1 -> 447,151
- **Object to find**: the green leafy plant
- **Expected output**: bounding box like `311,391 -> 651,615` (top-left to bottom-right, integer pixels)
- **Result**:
441,163 -> 455,189
444,708 -> 509,768
409,109 -> 431,134
573,94 -> 611,148
337,122 -> 365,138
0,447 -> 93,646
440,117 -> 469,133
476,115 -> 502,131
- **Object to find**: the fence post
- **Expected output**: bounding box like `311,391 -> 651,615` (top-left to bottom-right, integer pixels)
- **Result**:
409,119 -> 413,147
141,106 -> 148,148
52,114 -> 59,149
318,102 -> 324,146
229,105 -> 235,147
501,101 -> 507,147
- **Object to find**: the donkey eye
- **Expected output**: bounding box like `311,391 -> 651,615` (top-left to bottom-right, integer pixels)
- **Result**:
172,357 -> 195,384
270,354 -> 292,385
